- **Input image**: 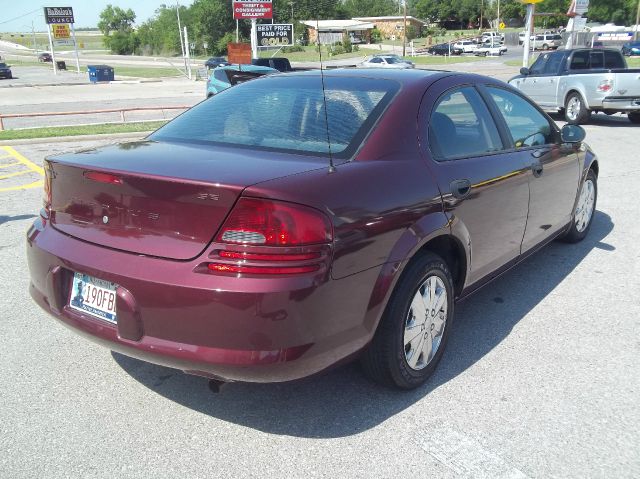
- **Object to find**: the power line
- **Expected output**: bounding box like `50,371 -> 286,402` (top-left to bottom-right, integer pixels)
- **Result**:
0,8 -> 42,26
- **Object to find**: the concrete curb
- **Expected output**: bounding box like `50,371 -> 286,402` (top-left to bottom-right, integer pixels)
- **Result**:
0,131 -> 151,146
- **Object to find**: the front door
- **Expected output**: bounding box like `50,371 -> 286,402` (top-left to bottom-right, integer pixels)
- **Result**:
420,82 -> 531,287
484,86 -> 580,253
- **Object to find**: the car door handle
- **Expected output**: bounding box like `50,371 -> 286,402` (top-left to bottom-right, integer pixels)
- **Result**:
531,148 -> 551,158
450,179 -> 471,199
531,160 -> 543,177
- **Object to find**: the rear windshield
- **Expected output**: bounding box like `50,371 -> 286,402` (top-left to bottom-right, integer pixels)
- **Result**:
150,75 -> 399,159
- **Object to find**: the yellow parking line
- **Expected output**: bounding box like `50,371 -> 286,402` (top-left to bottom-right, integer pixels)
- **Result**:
0,179 -> 43,192
0,169 -> 34,180
0,146 -> 44,176
0,162 -> 21,169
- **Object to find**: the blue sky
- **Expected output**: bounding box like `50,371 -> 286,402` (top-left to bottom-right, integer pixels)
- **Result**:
1,1 -> 196,32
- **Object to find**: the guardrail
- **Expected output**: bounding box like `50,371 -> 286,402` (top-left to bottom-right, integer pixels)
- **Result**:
0,105 -> 192,131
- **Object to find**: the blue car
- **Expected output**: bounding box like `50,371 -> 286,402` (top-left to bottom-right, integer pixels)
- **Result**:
206,64 -> 278,97
621,41 -> 640,56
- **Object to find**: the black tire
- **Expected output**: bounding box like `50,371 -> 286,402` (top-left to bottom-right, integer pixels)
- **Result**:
561,169 -> 597,243
628,112 -> 640,124
542,43 -> 549,50
361,252 -> 454,389
564,92 -> 591,125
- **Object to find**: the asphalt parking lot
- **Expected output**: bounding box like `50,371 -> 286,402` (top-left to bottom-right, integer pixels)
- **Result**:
1,108 -> 639,476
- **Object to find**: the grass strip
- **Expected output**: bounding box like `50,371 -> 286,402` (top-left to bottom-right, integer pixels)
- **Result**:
0,121 -> 168,141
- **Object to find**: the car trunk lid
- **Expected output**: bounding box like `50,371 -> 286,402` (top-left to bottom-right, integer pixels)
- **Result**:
47,140 -> 324,260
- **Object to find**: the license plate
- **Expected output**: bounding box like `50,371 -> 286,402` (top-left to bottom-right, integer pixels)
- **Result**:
69,272 -> 118,323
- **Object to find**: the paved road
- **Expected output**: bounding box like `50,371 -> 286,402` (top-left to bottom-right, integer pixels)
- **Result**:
0,72 -> 204,129
0,115 -> 638,477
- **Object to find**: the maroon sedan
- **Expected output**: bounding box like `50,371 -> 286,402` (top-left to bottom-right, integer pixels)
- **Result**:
26,70 -> 598,389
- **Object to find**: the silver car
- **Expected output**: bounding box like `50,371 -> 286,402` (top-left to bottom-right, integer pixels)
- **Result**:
359,55 -> 415,69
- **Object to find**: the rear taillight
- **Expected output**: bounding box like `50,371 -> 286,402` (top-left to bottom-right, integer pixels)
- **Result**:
42,165 -> 52,213
207,197 -> 333,275
216,198 -> 332,246
597,79 -> 613,92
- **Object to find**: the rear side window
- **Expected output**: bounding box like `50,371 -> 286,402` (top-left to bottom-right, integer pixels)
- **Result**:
428,87 -> 503,160
487,87 -> 555,147
151,76 -> 399,159
604,51 -> 624,68
570,51 -> 589,70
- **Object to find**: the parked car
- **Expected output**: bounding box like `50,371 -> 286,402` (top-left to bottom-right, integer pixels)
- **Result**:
509,48 -> 640,124
0,62 -> 12,79
530,33 -> 563,50
475,41 -> 507,56
38,52 -> 52,62
26,69 -> 598,390
206,64 -> 278,97
621,41 -> 640,56
452,40 -> 478,53
482,31 -> 505,45
428,43 -> 461,55
359,55 -> 415,69
204,56 -> 230,69
251,57 -> 293,72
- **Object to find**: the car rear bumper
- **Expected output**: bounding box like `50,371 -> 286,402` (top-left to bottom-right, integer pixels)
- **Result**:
26,217 -> 378,383
601,96 -> 640,111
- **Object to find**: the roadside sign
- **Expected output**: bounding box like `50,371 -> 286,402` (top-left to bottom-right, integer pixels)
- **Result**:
256,24 -> 293,46
227,42 -> 252,64
52,24 -> 70,39
499,22 -> 506,30
54,39 -> 75,46
43,6 -> 74,24
233,1 -> 273,20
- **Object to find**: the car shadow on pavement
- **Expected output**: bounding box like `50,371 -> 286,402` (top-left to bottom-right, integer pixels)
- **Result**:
549,112 -> 636,127
113,210 -> 614,438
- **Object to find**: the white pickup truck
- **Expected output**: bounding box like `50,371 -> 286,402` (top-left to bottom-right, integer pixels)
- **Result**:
509,48 -> 640,124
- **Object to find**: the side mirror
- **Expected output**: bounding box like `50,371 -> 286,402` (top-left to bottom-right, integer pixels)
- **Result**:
520,67 -> 530,76
560,124 -> 586,143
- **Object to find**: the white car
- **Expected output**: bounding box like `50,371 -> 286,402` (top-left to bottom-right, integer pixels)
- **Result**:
453,41 -> 478,53
358,55 -> 415,69
475,41 -> 507,56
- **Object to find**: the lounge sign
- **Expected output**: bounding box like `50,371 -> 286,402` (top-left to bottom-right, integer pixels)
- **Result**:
52,24 -> 71,39
44,6 -> 75,24
232,1 -> 273,20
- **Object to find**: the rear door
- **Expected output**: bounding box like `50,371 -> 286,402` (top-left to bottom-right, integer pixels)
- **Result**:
483,86 -> 580,253
420,80 -> 531,287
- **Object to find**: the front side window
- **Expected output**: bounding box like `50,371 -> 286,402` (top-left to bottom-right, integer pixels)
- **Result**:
529,54 -> 549,75
487,87 -> 555,148
151,76 -> 399,159
542,52 -> 563,74
428,87 -> 503,160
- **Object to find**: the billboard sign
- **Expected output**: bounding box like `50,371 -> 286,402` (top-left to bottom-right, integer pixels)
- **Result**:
44,6 -> 75,24
257,24 -> 293,46
52,24 -> 71,39
233,1 -> 273,20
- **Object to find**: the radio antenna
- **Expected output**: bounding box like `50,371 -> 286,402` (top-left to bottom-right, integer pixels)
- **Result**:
316,15 -> 336,173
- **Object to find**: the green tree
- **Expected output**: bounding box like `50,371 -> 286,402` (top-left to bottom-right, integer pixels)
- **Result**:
98,4 -> 138,54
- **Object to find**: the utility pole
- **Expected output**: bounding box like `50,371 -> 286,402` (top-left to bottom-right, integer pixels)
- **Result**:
176,2 -> 187,74
402,1 -> 407,57
635,0 -> 640,42
30,21 -> 38,55
289,2 -> 295,43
